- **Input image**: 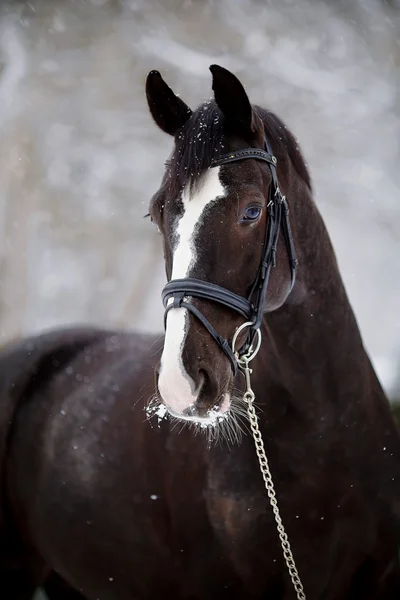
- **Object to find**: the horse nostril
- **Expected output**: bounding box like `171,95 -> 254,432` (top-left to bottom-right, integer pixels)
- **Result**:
196,368 -> 219,411
197,368 -> 208,395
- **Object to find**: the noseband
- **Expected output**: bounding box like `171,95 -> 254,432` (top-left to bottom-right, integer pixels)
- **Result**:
161,136 -> 298,375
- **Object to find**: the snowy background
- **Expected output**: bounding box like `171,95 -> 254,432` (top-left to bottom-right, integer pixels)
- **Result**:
0,0 -> 399,398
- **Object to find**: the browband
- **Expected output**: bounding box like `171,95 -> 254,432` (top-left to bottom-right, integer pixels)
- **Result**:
211,148 -> 277,167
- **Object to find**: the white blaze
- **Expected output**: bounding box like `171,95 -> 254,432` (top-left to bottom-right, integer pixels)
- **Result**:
158,167 -> 225,415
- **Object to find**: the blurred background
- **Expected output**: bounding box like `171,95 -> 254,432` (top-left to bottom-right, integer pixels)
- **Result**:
0,0 -> 399,402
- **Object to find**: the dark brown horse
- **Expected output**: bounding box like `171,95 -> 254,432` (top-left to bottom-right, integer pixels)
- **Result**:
1,65 -> 400,600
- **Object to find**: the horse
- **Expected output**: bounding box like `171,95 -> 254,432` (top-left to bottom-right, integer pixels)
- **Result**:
0,64 -> 399,600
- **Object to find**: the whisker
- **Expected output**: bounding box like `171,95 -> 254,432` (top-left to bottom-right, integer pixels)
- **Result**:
144,385 -> 255,447
224,420 -> 235,447
147,334 -> 165,355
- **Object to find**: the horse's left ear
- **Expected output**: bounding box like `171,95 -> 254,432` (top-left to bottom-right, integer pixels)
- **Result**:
210,64 -> 256,136
146,70 -> 192,136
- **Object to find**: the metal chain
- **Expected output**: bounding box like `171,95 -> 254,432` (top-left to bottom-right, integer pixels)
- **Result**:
240,356 -> 307,600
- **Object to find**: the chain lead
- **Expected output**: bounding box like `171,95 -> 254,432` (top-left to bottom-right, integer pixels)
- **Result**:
239,353 -> 306,600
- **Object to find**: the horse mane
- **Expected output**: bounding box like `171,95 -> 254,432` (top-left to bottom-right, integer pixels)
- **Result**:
253,105 -> 312,192
164,99 -> 312,198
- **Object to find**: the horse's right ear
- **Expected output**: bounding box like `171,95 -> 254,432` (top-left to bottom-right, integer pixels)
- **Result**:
146,71 -> 192,136
209,64 -> 256,136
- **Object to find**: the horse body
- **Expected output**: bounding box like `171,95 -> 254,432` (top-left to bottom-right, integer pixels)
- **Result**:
2,267 -> 400,599
1,65 -> 400,599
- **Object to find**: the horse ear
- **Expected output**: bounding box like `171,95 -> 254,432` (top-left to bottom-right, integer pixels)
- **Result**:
146,70 -> 192,136
209,64 -> 255,135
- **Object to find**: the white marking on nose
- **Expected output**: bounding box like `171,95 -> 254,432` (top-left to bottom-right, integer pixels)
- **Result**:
158,167 -> 226,415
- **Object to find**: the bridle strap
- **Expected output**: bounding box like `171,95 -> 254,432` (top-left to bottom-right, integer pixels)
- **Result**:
162,279 -> 253,321
248,192 -> 282,332
164,300 -> 238,375
281,196 -> 298,288
212,147 -> 277,168
161,136 -> 298,372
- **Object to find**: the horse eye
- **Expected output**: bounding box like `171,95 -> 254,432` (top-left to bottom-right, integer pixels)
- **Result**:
242,206 -> 262,222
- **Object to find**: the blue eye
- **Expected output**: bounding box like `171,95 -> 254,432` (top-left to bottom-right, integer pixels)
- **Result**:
242,206 -> 262,221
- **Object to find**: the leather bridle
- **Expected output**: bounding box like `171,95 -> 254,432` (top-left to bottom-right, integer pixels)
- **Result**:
161,136 -> 298,375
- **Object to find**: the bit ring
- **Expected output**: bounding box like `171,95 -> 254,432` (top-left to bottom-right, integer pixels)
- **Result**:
231,321 -> 262,364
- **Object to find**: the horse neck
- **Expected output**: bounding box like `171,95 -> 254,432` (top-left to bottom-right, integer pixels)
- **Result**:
254,180 -> 386,425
